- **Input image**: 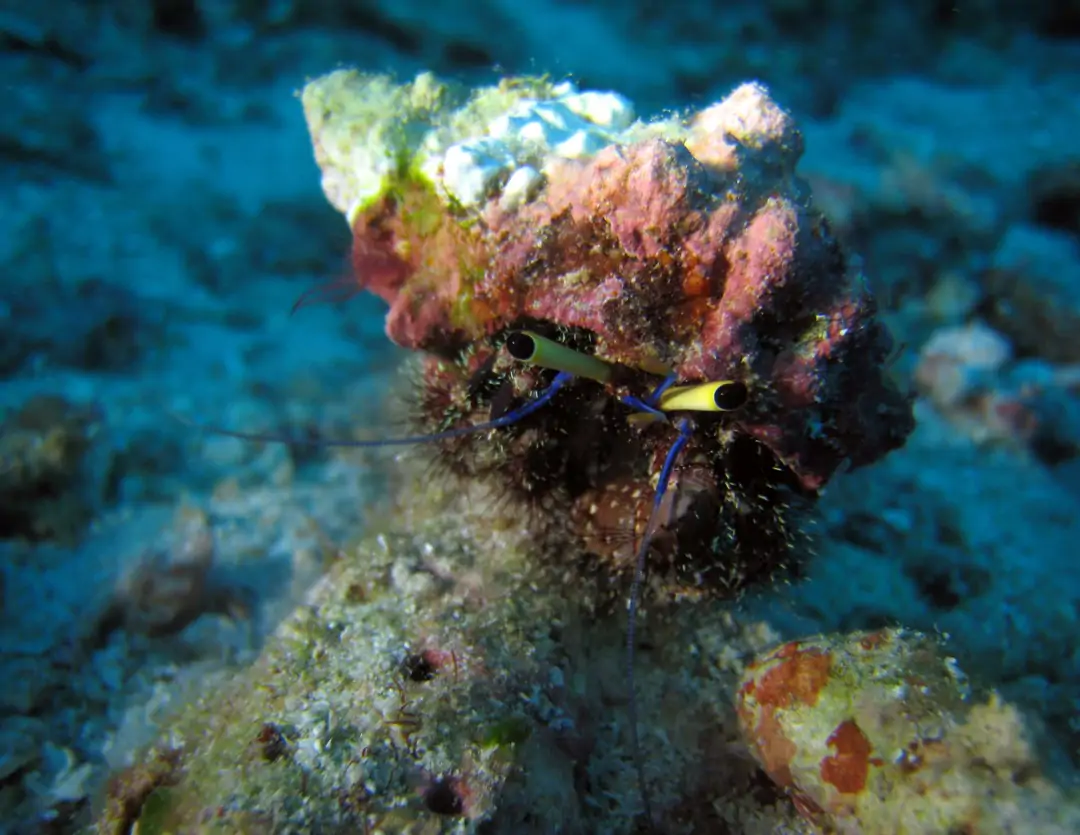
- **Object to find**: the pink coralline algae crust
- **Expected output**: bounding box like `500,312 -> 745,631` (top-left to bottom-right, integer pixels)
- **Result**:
348,131 -> 912,492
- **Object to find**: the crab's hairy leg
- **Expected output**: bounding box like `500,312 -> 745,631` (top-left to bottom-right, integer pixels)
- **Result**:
625,417 -> 693,825
180,371 -> 575,449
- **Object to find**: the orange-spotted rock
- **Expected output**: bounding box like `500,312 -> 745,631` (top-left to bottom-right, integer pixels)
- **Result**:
736,628 -> 1080,834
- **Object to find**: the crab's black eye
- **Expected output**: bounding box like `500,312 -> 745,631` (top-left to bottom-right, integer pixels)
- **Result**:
713,381 -> 748,411
505,331 -> 536,361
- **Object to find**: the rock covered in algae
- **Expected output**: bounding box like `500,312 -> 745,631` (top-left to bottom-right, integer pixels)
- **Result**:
735,628 -> 1080,834
94,461 -> 814,835
300,71 -> 913,494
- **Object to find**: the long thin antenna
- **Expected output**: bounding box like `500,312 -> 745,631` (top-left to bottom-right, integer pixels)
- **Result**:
289,277 -> 363,314
626,418 -> 693,826
182,371 -> 574,448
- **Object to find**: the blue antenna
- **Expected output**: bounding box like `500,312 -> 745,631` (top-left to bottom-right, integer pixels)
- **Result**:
184,371 -> 574,448
625,418 -> 693,825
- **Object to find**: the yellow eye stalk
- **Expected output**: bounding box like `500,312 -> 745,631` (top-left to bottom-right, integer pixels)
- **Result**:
505,331 -> 615,384
658,381 -> 748,413
505,330 -> 748,414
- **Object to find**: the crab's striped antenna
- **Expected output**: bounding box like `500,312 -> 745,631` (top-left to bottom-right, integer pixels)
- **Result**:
183,371 -> 575,449
625,417 -> 694,825
181,331 -> 625,450
622,379 -> 749,823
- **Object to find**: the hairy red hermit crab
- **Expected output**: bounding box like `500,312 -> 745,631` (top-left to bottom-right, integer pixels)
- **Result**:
206,72 -> 914,823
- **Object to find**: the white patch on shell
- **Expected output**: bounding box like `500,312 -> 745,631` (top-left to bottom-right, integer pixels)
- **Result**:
438,138 -> 517,207
561,90 -> 635,130
499,165 -> 543,211
431,86 -> 634,208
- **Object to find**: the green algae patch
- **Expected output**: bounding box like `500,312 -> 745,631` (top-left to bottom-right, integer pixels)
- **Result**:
301,70 -> 561,225
301,70 -> 461,222
98,747 -> 183,835
478,716 -> 532,750
358,170 -> 494,341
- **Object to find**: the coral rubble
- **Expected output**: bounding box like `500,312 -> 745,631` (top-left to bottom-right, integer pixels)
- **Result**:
983,223 -> 1080,363
916,321 -> 1080,461
0,394 -> 100,542
91,504 -> 249,642
737,628 -> 1080,834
